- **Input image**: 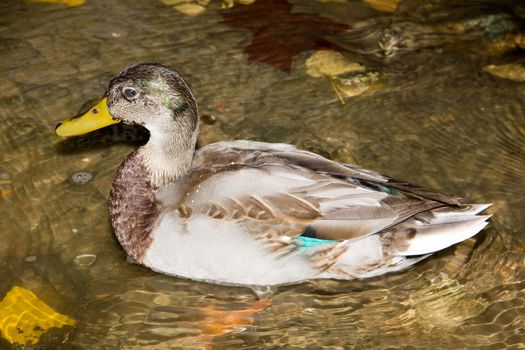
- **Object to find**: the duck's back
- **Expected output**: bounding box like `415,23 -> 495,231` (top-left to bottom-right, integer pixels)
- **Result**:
112,140 -> 490,286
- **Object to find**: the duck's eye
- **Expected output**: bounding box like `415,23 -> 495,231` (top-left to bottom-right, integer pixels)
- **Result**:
123,87 -> 138,101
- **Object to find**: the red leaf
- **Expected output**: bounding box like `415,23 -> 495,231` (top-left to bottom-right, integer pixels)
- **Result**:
221,0 -> 349,73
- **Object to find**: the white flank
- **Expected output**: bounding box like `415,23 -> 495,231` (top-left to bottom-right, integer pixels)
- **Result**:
143,213 -> 324,286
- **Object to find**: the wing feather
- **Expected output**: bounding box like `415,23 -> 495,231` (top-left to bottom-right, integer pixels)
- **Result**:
178,141 -> 451,242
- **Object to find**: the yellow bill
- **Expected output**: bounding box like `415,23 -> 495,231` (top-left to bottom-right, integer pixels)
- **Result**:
55,97 -> 120,137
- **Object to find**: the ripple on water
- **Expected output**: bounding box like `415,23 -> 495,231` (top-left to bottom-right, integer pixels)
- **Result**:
0,0 -> 525,349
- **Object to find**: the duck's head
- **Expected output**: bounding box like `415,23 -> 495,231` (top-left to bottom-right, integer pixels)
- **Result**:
56,63 -> 200,186
56,62 -> 198,137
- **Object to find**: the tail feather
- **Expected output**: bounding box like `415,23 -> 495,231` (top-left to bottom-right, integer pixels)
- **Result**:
333,204 -> 491,279
429,203 -> 491,217
385,204 -> 492,257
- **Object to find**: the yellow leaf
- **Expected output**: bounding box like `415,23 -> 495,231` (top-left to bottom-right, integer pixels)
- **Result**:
0,286 -> 76,345
362,0 -> 399,13
484,62 -> 525,82
222,0 -> 255,8
305,50 -> 365,78
173,3 -> 207,16
30,0 -> 85,6
161,0 -> 211,15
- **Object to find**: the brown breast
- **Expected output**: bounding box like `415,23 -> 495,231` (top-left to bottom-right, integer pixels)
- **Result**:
109,150 -> 158,263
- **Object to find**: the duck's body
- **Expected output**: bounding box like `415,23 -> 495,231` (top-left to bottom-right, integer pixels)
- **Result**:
56,63 -> 491,287
110,140 -> 489,286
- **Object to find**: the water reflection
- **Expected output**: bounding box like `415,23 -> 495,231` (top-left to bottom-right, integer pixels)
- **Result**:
0,0 -> 524,348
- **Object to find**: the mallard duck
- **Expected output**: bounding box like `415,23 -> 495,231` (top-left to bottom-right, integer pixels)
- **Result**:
55,63 -> 491,286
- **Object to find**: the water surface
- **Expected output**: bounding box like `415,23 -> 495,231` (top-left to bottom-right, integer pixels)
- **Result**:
1,0 -> 525,348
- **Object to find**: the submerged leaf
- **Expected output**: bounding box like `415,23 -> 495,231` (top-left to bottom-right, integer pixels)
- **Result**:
0,286 -> 76,345
161,0 -> 210,16
29,0 -> 85,6
199,299 -> 271,336
362,0 -> 399,13
484,62 -> 525,82
221,0 -> 348,72
333,71 -> 381,97
222,0 -> 255,9
305,50 -> 365,77
305,50 -> 380,102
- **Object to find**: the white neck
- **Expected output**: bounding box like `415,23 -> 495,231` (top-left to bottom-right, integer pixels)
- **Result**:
139,120 -> 198,188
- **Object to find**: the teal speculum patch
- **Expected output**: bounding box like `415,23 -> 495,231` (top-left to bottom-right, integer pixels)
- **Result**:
358,179 -> 403,196
295,236 -> 337,247
375,184 -> 402,196
295,226 -> 337,247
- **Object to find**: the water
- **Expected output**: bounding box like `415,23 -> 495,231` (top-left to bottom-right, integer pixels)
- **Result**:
1,0 -> 524,348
